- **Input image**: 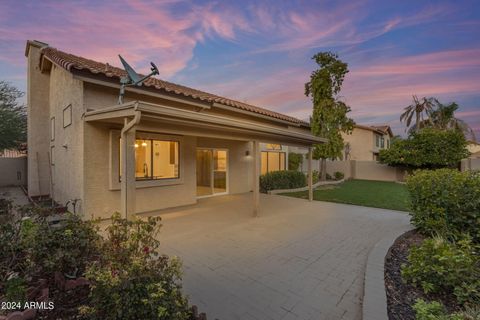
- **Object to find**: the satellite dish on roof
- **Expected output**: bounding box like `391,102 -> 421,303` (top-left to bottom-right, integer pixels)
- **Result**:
118,55 -> 159,104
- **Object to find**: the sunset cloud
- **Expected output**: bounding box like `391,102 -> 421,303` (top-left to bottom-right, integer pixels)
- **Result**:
0,0 -> 478,137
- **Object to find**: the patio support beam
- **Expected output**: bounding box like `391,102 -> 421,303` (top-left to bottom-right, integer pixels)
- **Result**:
252,140 -> 260,217
120,110 -> 141,219
308,147 -> 313,201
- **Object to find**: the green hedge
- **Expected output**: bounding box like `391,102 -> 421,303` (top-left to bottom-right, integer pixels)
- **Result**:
406,169 -> 480,241
260,170 -> 306,193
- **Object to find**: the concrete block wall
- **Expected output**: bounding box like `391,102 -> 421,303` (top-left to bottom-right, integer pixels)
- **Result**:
0,157 -> 27,187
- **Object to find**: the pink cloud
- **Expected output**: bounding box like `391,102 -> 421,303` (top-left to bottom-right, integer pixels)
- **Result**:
353,49 -> 480,76
0,0 -> 251,77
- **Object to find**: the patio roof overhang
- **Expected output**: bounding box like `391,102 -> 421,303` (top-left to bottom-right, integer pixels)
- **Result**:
84,101 -> 326,147
85,101 -> 321,219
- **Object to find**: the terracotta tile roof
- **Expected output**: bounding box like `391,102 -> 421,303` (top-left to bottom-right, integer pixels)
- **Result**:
370,125 -> 393,136
40,46 -> 308,126
354,124 -> 393,136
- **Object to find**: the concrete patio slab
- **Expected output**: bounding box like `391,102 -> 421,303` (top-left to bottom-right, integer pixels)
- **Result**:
151,193 -> 411,320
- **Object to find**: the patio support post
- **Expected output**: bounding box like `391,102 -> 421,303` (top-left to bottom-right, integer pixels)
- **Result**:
253,140 -> 260,217
120,111 -> 141,219
308,146 -> 313,201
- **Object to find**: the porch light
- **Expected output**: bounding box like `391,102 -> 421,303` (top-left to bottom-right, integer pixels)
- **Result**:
141,141 -> 147,147
134,143 -> 139,148
245,150 -> 250,156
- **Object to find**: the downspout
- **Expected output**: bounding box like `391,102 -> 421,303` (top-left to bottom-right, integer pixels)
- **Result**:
120,104 -> 141,219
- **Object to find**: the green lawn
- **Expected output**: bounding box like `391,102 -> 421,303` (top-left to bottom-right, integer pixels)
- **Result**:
281,179 -> 410,211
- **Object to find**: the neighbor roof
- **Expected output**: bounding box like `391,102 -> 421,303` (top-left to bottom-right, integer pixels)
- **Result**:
35,43 -> 308,126
354,124 -> 393,136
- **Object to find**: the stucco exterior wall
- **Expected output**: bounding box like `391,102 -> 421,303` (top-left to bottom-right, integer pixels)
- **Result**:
197,138 -> 253,194
461,158 -> 480,171
83,121 -> 198,219
342,128 -> 375,161
325,160 -> 352,179
49,66 -> 84,211
342,127 -> 391,161
27,45 -> 51,196
0,157 -> 27,187
352,161 -> 401,181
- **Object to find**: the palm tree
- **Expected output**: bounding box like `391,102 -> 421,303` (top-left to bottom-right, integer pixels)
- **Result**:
430,101 -> 476,141
406,100 -> 476,141
400,95 -> 436,133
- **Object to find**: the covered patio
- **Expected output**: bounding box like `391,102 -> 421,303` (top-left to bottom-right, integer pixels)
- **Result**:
145,192 -> 411,320
84,100 -> 325,219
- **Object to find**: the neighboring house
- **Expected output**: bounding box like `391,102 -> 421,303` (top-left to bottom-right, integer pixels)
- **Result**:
341,124 -> 393,161
467,141 -> 480,158
25,40 -> 323,219
0,149 -> 26,158
0,148 -> 27,187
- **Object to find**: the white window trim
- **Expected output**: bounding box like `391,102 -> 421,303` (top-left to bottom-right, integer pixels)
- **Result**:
109,130 -> 185,190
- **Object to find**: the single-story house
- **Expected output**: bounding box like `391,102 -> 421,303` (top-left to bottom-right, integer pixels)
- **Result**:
25,40 -> 324,219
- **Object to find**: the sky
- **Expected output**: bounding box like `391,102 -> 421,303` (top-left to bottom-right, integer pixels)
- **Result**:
1,0 -> 479,137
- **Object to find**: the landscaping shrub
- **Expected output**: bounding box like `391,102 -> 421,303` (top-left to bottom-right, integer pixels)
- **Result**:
413,299 -> 461,320
406,169 -> 480,241
313,170 -> 320,183
4,276 -> 27,305
334,171 -> 344,180
27,213 -> 101,278
379,128 -> 469,169
0,213 -> 28,282
401,236 -> 480,304
259,170 -> 306,193
81,213 -> 191,320
325,173 -> 332,181
0,198 -> 12,216
288,152 -> 303,171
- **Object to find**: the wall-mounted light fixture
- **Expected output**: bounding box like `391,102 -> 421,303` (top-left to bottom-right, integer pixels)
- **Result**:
245,150 -> 250,156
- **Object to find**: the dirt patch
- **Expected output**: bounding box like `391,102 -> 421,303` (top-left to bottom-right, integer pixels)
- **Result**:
385,229 -> 461,320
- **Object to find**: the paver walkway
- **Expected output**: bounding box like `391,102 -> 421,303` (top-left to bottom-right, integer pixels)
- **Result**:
152,193 -> 411,320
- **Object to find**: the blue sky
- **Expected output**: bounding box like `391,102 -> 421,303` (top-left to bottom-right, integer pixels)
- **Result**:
1,0 -> 479,137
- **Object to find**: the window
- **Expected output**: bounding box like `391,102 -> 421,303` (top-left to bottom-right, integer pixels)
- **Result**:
50,146 -> 55,165
261,151 -> 286,175
375,135 -> 380,147
120,138 -> 179,180
50,117 -> 55,141
387,139 -> 390,148
265,144 -> 282,150
380,137 -> 385,148
63,104 -> 72,128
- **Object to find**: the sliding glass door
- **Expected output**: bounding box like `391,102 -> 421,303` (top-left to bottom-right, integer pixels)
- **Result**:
196,149 -> 228,197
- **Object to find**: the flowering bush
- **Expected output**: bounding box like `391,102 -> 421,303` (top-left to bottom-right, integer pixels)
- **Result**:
81,213 -> 191,320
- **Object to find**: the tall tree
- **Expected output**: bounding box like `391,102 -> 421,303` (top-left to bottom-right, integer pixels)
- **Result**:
305,52 -> 354,181
400,95 -> 435,133
429,101 -> 476,141
0,81 -> 26,150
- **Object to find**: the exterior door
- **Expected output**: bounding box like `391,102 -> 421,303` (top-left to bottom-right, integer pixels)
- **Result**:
196,148 -> 228,197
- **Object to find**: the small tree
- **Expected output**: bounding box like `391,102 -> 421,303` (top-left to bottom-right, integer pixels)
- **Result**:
379,128 -> 469,169
0,81 -> 26,150
305,52 -> 354,180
